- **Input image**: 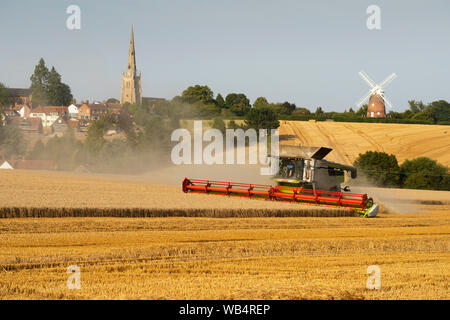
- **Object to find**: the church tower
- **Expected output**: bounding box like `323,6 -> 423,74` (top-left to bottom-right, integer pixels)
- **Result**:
120,26 -> 142,105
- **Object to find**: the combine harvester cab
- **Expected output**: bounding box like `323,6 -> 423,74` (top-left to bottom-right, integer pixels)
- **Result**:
182,146 -> 379,218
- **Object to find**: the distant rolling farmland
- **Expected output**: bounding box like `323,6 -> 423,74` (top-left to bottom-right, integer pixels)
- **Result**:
279,121 -> 450,166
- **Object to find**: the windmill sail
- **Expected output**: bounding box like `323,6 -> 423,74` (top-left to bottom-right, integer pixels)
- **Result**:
356,71 -> 397,118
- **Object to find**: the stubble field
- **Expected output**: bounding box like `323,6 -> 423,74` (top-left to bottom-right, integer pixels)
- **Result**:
0,169 -> 449,299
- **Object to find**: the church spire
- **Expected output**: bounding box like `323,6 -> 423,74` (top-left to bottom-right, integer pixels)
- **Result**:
127,25 -> 136,72
121,25 -> 142,105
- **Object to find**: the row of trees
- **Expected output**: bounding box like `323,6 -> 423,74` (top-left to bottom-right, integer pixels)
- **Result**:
165,84 -> 297,118
354,151 -> 450,191
387,100 -> 450,124
281,100 -> 450,125
149,84 -> 450,125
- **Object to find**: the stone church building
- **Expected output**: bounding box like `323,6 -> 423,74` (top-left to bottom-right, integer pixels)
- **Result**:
120,26 -> 142,105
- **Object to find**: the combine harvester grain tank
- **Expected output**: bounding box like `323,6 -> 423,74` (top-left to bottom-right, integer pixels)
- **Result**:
182,146 -> 379,217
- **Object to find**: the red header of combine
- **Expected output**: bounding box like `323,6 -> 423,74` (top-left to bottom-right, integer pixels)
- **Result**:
182,178 -> 368,211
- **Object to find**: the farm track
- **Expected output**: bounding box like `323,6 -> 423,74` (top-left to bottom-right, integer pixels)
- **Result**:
286,121 -> 309,145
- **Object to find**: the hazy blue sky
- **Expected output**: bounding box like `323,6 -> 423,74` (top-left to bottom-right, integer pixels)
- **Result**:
1,0 -> 449,112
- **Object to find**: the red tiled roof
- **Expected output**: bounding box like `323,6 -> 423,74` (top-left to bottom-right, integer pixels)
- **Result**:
30,106 -> 45,114
30,106 -> 68,115
42,106 -> 68,115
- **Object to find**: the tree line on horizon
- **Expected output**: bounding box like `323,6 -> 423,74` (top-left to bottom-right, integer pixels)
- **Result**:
126,84 -> 450,125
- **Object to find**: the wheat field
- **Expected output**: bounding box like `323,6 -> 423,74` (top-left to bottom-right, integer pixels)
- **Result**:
279,121 -> 450,166
0,169 -> 449,299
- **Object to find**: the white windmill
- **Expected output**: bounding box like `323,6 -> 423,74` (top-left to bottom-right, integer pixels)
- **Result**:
356,71 -> 397,118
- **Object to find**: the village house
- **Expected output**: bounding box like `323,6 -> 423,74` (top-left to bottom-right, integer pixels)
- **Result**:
68,103 -> 80,119
78,102 -> 108,121
7,88 -> 32,108
29,106 -> 68,127
51,116 -> 69,134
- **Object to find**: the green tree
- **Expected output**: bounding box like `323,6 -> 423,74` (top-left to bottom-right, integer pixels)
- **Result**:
402,109 -> 414,119
244,107 -> 280,132
315,107 -> 324,115
356,104 -> 368,117
400,157 -> 449,190
118,109 -> 133,133
273,101 -> 296,115
141,114 -> 172,151
225,93 -> 251,116
0,123 -> 26,157
30,59 -> 72,106
428,100 -> 450,123
44,128 -> 83,170
106,98 -> 120,104
85,120 -> 105,155
215,94 -> 226,108
253,97 -> 269,109
181,85 -> 214,104
30,58 -> 49,106
411,110 -> 433,122
27,140 -> 45,160
292,107 -> 311,116
353,151 -> 401,187
46,67 -> 62,105
46,67 -> 72,105
408,100 -> 426,114
0,82 -> 10,106
387,111 -> 402,119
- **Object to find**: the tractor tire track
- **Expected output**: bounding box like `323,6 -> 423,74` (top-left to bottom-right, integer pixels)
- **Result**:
342,124 -> 384,152
313,122 -> 352,165
287,121 -> 309,146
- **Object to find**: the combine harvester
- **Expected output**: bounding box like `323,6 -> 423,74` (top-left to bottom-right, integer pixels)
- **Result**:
182,146 -> 379,217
